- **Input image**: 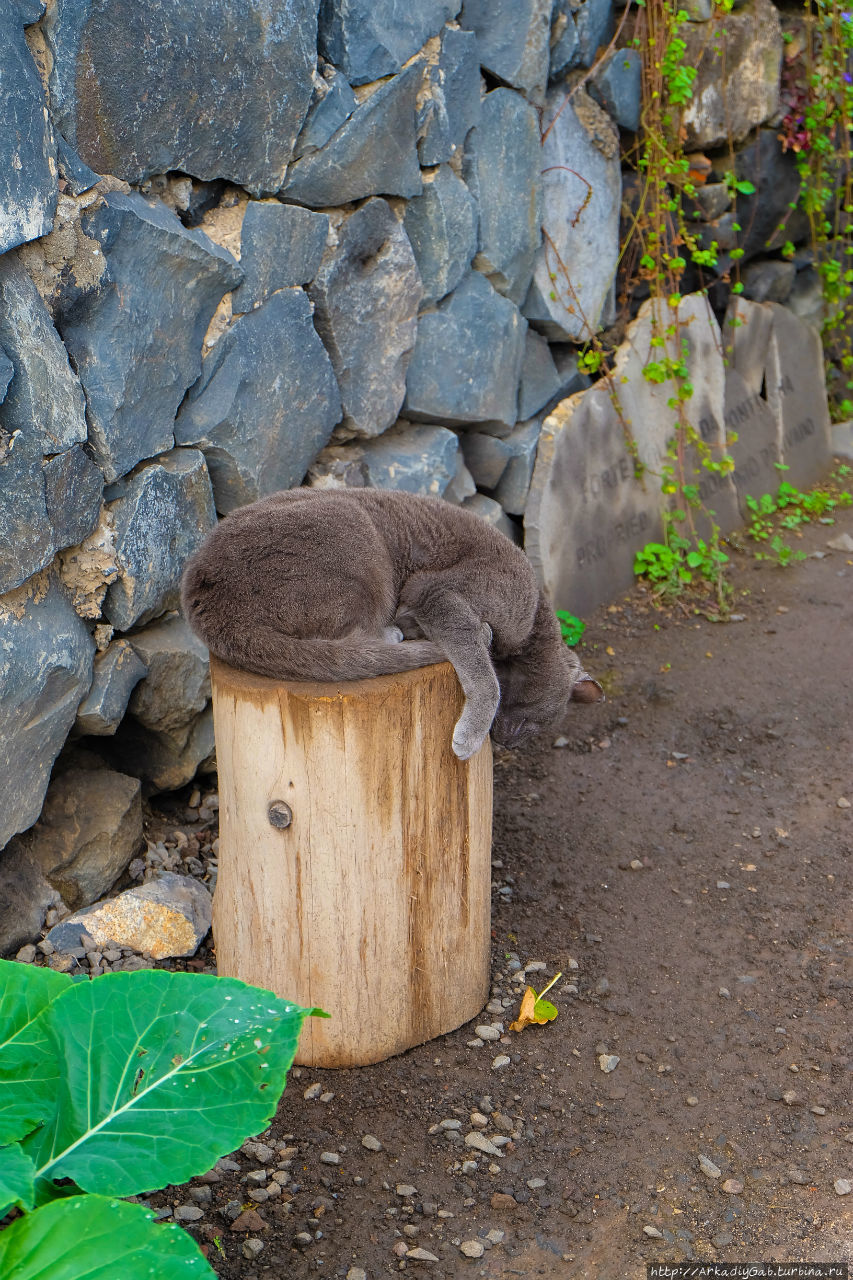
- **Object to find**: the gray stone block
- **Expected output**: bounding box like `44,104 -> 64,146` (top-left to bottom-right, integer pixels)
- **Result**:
292,63 -> 357,160
55,130 -> 100,195
0,432 -> 55,594
418,27 -> 481,166
75,639 -> 148,736
524,88 -> 621,341
0,0 -> 57,253
725,366 -> 781,518
459,432 -> 513,489
232,203 -> 329,311
128,613 -> 210,738
472,89 -> 543,305
405,271 -> 527,429
355,423 -> 460,496
462,492 -> 521,542
57,192 -> 241,483
0,251 -> 88,455
740,259 -> 796,305
176,287 -> 341,511
549,3 -> 580,79
282,62 -> 424,206
524,387 -> 663,618
518,331 -> 564,421
831,420 -> 853,460
575,0 -> 613,67
680,0 -> 781,149
590,47 -> 642,132
0,840 -> 60,954
103,448 -> 217,631
318,0 -> 461,85
43,445 -> 104,552
0,574 -> 95,850
44,0 -> 319,190
112,704 -> 215,792
459,0 -> 552,102
442,452 -> 477,504
22,767 -> 143,910
493,417 -> 542,515
403,166 -> 478,306
764,302 -> 832,491
308,200 -> 420,437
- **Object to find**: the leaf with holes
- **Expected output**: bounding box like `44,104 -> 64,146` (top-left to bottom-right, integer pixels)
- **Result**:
21,969 -> 323,1202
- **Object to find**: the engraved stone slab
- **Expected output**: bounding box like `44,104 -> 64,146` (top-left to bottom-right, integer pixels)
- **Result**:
724,367 -> 781,517
524,386 -> 663,618
611,295 -> 740,536
764,303 -> 832,490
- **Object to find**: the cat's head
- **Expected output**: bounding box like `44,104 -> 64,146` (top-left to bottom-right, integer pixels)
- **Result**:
491,645 -> 603,748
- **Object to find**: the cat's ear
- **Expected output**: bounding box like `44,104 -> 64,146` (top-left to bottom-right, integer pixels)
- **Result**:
571,672 -> 604,703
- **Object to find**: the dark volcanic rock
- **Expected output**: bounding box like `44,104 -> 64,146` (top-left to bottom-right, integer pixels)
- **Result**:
0,574 -> 95,850
0,251 -> 88,455
75,638 -> 148,736
0,434 -> 54,593
292,63 -> 357,160
43,445 -> 103,552
318,0 -> 460,85
518,330 -> 564,421
232,202 -> 329,311
43,0 -> 320,190
103,448 -> 217,630
176,288 -> 341,511
308,200 -> 421,437
281,61 -> 424,206
0,0 -> 57,253
472,88 -> 543,304
459,0 -> 552,102
418,26 -> 481,165
403,166 -> 478,305
405,271 -> 527,428
57,192 -> 241,483
590,47 -> 642,132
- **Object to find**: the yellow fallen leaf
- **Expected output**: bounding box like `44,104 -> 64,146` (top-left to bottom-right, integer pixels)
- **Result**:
606,645 -> 615,656
509,975 -> 561,1033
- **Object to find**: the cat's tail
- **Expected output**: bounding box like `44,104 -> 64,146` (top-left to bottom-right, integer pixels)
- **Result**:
194,618 -> 446,684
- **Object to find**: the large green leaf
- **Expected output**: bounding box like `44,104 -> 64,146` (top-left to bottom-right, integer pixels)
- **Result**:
0,1143 -> 36,1216
24,969 -> 317,1199
0,1194 -> 215,1280
0,960 -> 72,1145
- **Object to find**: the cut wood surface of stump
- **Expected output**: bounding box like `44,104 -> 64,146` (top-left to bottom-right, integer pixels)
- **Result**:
209,657 -> 492,1068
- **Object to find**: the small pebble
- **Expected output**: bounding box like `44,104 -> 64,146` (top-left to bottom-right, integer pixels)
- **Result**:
524,960 -> 547,973
811,1106 -> 826,1116
487,1229 -> 505,1244
598,1054 -> 620,1074
837,797 -> 851,809
470,1111 -> 489,1128
460,1240 -> 485,1258
643,1225 -> 664,1238
475,1025 -> 501,1042
242,1239 -> 264,1260
396,1184 -> 417,1198
361,1134 -> 382,1151
174,1205 -> 204,1222
320,1152 -> 340,1165
15,944 -> 36,963
629,859 -> 643,871
686,1096 -> 699,1107
526,1177 -> 546,1189
722,1179 -> 743,1194
835,1179 -> 852,1196
716,881 -> 731,890
486,1001 -> 503,1015
303,1082 -> 323,1100
347,1270 -> 367,1280
788,1169 -> 808,1185
461,1159 -> 478,1174
698,1154 -> 721,1178
440,1118 -> 462,1131
718,988 -> 731,999
407,1247 -> 439,1262
465,1132 -> 502,1157
492,1055 -> 511,1070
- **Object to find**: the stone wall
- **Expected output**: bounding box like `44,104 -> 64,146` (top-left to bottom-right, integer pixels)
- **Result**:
0,0 -> 841,948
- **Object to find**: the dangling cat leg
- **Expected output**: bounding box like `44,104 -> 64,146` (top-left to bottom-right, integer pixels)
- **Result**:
399,578 -> 499,760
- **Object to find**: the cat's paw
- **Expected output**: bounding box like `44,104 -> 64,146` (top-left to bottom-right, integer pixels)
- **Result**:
383,626 -> 405,644
452,723 -> 488,760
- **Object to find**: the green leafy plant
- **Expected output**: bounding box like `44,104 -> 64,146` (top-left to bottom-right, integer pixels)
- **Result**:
0,960 -> 324,1279
634,520 -> 730,600
744,469 -> 852,563
555,609 -> 586,646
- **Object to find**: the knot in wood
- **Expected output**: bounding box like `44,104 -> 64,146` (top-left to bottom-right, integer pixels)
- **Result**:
267,800 -> 293,829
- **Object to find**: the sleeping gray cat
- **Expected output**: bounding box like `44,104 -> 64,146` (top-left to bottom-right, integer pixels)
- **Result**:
181,488 -> 602,759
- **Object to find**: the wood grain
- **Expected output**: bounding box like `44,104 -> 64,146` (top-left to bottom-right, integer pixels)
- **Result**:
209,656 -> 492,1067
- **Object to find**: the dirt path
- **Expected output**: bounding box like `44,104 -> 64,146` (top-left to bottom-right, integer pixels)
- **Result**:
152,500 -> 853,1278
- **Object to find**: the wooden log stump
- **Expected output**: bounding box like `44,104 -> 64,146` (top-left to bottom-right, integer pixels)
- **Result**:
209,656 -> 492,1067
